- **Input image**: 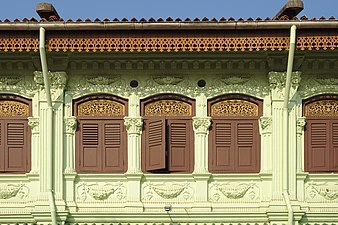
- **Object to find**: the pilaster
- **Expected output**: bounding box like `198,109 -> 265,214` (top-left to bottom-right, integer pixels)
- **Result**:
33,71 -> 68,211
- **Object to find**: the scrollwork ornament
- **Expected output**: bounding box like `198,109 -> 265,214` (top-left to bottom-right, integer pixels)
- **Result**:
76,182 -> 126,201
65,117 -> 77,134
192,117 -> 211,133
87,76 -> 117,85
28,117 -> 40,133
221,76 -> 249,85
0,76 -> 22,85
143,182 -> 193,200
0,184 -> 29,200
124,117 -> 143,134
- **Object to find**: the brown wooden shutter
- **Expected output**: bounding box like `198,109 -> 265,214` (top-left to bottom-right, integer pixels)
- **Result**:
4,121 -> 28,172
306,120 -> 330,172
210,120 -> 235,172
0,122 -> 4,171
236,120 -> 259,172
168,119 -> 191,172
332,122 -> 338,171
144,119 -> 166,171
102,121 -> 125,173
79,122 -> 101,172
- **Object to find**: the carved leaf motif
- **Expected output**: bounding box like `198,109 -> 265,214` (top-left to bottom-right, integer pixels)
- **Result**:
87,76 -> 117,85
146,182 -> 191,200
153,76 -> 183,85
221,76 -> 249,85
77,182 -> 125,201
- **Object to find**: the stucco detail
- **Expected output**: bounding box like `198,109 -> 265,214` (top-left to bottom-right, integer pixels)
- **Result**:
28,117 -> 40,133
143,182 -> 193,201
124,117 -> 143,134
0,75 -> 37,98
296,117 -> 306,134
153,76 -> 184,85
192,117 -> 211,133
0,184 -> 29,200
306,182 -> 338,201
76,182 -> 126,202
259,116 -> 272,134
65,117 -> 77,134
34,71 -> 68,90
299,75 -> 338,98
209,182 -> 259,202
87,76 -> 117,85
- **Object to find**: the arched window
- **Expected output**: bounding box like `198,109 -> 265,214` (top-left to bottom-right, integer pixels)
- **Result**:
208,94 -> 262,173
0,95 -> 31,173
74,95 -> 127,174
303,95 -> 338,173
141,94 -> 195,173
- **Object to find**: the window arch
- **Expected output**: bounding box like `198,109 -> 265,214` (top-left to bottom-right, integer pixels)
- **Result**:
0,94 -> 31,173
141,94 -> 195,173
303,94 -> 338,173
74,94 -> 128,174
208,94 -> 262,173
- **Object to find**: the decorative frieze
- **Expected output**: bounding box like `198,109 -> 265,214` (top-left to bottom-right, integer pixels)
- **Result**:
0,76 -> 22,85
87,75 -> 117,85
0,184 -> 29,200
76,182 -> 126,202
209,182 -> 259,202
307,182 -> 338,201
143,182 -> 193,201
220,76 -> 249,85
153,76 -> 183,85
299,75 -> 338,98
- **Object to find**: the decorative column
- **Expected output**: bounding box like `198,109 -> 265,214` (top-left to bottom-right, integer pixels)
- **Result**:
124,93 -> 143,210
192,94 -> 211,211
267,71 -> 301,223
33,71 -> 68,207
296,117 -> 307,202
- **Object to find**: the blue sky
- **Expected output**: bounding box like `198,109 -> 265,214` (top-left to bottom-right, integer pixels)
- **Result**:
0,0 -> 337,21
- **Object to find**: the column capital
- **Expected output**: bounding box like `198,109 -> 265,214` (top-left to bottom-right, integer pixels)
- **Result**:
65,117 -> 77,134
296,117 -> 307,134
124,116 -> 143,134
260,116 -> 272,134
28,117 -> 40,134
192,117 -> 211,133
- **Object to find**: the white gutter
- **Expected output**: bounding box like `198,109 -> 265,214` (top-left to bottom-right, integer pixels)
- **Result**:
283,25 -> 297,225
39,27 -> 57,225
0,20 -> 338,30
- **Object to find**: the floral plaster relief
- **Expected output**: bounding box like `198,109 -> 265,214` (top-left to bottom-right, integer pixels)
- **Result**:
209,182 -> 259,202
143,182 -> 193,201
0,184 -> 29,200
77,182 -> 126,202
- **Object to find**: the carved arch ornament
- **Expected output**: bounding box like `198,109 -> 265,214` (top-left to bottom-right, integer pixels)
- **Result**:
303,95 -> 338,117
74,95 -> 127,117
298,76 -> 338,99
142,95 -> 194,117
0,95 -> 31,117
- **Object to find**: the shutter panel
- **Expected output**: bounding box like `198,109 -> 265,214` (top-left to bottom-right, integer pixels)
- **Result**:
0,122 -> 4,171
79,122 -> 101,172
306,120 -> 330,172
168,119 -> 191,172
236,120 -> 259,172
103,121 -> 125,173
210,120 -> 234,172
144,119 -> 166,171
5,121 -> 27,172
332,122 -> 338,171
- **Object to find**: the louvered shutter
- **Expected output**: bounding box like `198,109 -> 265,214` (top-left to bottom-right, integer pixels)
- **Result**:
0,122 -> 4,171
168,119 -> 191,172
331,122 -> 338,171
79,122 -> 101,172
210,120 -> 235,172
103,121 -> 126,173
144,119 -> 166,171
4,121 -> 28,172
236,120 -> 259,172
306,120 -> 330,172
